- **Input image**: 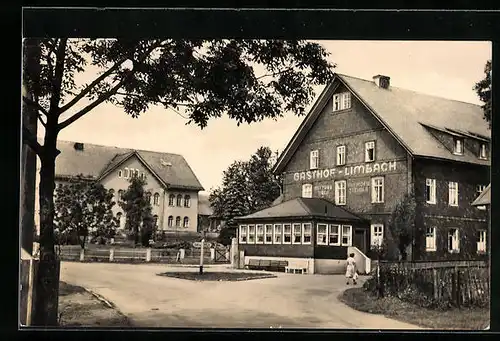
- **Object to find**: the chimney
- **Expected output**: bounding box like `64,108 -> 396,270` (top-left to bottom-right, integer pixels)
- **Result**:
373,74 -> 390,89
73,142 -> 84,151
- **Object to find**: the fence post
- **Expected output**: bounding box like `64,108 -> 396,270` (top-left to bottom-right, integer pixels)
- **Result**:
433,268 -> 438,300
146,248 -> 152,262
109,248 -> 114,262
210,248 -> 215,261
79,248 -> 85,262
180,249 -> 185,259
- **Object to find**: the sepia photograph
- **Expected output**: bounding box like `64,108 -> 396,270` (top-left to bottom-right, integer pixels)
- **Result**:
20,19 -> 491,330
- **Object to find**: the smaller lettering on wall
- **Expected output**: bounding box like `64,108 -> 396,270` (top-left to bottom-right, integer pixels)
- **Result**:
314,184 -> 333,197
348,180 -> 370,194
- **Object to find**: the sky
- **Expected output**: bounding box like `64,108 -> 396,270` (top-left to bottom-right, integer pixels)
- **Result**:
36,40 -> 491,194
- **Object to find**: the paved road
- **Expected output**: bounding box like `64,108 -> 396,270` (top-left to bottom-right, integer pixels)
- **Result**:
60,262 -> 422,329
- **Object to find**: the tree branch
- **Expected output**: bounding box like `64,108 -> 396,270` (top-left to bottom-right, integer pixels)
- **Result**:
58,58 -> 128,115
22,95 -> 49,117
256,66 -> 295,80
22,124 -> 43,156
49,38 -> 68,116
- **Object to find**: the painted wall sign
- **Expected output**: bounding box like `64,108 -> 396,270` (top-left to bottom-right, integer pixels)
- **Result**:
348,180 -> 370,194
314,184 -> 333,196
292,161 -> 397,182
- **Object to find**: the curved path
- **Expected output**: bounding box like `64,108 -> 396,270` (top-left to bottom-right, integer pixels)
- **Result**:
60,262 -> 423,329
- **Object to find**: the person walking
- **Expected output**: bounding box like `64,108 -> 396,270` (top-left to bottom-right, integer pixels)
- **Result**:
345,253 -> 358,285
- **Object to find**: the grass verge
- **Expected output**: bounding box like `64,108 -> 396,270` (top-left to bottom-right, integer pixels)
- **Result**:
157,271 -> 277,281
58,281 -> 132,327
339,287 -> 489,330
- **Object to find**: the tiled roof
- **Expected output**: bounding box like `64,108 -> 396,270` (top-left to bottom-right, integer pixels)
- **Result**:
274,73 -> 491,173
236,197 -> 365,221
472,184 -> 490,206
54,140 -> 204,191
198,192 -> 213,216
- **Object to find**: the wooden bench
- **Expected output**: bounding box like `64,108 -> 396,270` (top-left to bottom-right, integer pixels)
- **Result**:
246,259 -> 289,272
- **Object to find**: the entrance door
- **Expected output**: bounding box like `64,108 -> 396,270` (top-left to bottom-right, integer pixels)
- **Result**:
354,229 -> 366,254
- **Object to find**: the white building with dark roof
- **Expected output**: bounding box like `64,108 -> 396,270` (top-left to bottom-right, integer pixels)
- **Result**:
35,140 -> 205,235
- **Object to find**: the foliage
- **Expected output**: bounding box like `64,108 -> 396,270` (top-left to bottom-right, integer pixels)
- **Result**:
119,175 -> 154,246
473,59 -> 492,129
387,192 -> 416,261
209,146 -> 282,245
54,176 -> 117,248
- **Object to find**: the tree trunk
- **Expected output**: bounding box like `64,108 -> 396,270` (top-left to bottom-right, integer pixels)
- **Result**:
32,136 -> 60,326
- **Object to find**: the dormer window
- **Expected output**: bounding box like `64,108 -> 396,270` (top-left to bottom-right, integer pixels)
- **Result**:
310,150 -> 319,169
365,141 -> 375,162
453,138 -> 464,155
333,92 -> 351,112
480,143 -> 488,159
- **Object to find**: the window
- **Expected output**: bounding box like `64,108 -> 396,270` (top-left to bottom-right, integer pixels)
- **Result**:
283,224 -> 292,244
480,143 -> 488,159
317,224 -> 327,245
273,224 -> 282,244
302,223 -> 312,244
336,145 -> 346,166
292,223 -> 302,244
256,224 -> 264,244
239,225 -> 247,243
448,182 -> 459,206
141,172 -> 146,180
425,179 -> 436,204
341,225 -> 352,246
183,217 -> 189,228
168,216 -> 173,227
118,190 -> 124,200
425,227 -> 436,251
184,195 -> 191,208
371,224 -> 384,247
153,193 -> 160,206
264,224 -> 273,244
135,169 -> 140,177
153,215 -> 158,227
329,224 -> 340,246
124,168 -> 129,178
118,170 -> 122,178
248,225 -> 256,244
169,194 -> 175,206
365,141 -> 375,162
333,92 -> 351,111
453,138 -> 464,155
116,212 -> 123,228
174,216 -> 181,228
302,184 -> 313,198
477,230 -> 486,253
310,150 -> 319,169
334,180 -> 347,205
448,228 -> 460,252
146,191 -> 152,204
176,195 -> 182,207
371,177 -> 384,203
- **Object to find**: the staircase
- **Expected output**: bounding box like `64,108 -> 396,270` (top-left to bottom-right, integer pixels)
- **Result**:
348,246 -> 371,275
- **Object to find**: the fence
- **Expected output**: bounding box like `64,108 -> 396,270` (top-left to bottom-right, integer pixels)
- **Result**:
377,260 -> 489,308
56,245 -> 230,264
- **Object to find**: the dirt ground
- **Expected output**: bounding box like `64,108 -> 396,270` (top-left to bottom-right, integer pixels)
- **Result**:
58,281 -> 131,327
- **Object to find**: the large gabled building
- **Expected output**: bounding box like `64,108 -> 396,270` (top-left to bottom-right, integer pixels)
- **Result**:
35,140 -> 205,235
237,73 -> 490,274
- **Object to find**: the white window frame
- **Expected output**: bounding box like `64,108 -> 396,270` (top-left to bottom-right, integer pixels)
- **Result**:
480,143 -> 488,159
175,216 -> 181,228
477,230 -> 487,253
153,193 -> 160,206
264,224 -> 273,244
118,170 -> 122,178
317,224 -> 328,245
448,182 -> 459,207
365,141 -> 376,162
333,92 -> 351,111
334,180 -> 347,205
333,93 -> 341,111
283,224 -> 292,244
370,224 -> 384,247
336,145 -> 346,166
124,167 -> 130,178
183,217 -> 189,228
247,225 -> 256,244
292,223 -> 302,244
184,195 -> 191,208
255,224 -> 264,244
341,225 -> 352,246
342,92 -> 351,110
302,183 -> 313,198
425,227 -> 436,252
176,195 -> 182,207
425,178 -> 436,204
310,150 -> 319,170
448,228 -> 460,253
239,225 -> 247,244
302,223 -> 312,244
453,138 -> 464,155
371,177 -> 385,203
329,224 -> 340,246
273,224 -> 282,244
167,216 -> 173,227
